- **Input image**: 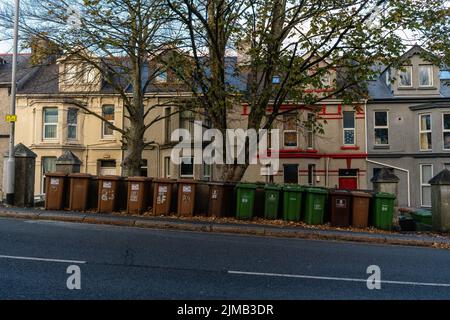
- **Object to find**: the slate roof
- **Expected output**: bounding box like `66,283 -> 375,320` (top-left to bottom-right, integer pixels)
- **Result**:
0,53 -> 247,96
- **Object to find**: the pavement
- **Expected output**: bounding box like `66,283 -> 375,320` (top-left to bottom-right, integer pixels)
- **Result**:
1,216 -> 450,299
0,205 -> 449,249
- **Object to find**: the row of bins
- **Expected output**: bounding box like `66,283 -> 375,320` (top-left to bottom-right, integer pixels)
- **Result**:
235,184 -> 396,230
44,172 -> 396,230
44,173 -> 237,218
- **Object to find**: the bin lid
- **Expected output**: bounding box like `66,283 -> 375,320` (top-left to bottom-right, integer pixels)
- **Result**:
373,192 -> 396,199
126,176 -> 152,182
350,191 -> 372,198
264,184 -> 282,190
236,183 -> 257,189
68,173 -> 92,178
208,181 -> 236,187
304,187 -> 328,194
411,209 -> 431,218
98,175 -> 122,181
177,179 -> 197,184
153,178 -> 177,184
45,172 -> 67,178
329,189 -> 350,196
283,184 -> 303,192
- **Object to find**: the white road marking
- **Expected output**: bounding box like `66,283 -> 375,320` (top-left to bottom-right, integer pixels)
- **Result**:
0,255 -> 86,264
228,270 -> 450,287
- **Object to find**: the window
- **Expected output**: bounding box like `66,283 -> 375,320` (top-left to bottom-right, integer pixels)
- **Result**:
164,107 -> 172,143
283,164 -> 298,184
43,108 -> 58,139
65,63 -> 78,84
385,69 -> 390,86
320,73 -> 330,87
67,108 -> 78,140
99,160 -> 116,176
420,164 -> 433,207
155,70 -> 168,83
272,76 -> 281,84
343,111 -> 355,145
180,157 -> 194,178
140,159 -> 148,177
102,105 -> 115,137
283,114 -> 298,148
419,114 -> 432,151
180,110 -> 194,137
164,156 -> 171,178
374,111 -> 389,145
373,167 -> 394,178
419,65 -> 433,87
443,114 -> 450,150
82,63 -> 96,83
203,162 -> 211,179
306,113 -> 314,149
308,164 -> 316,186
398,66 -> 412,87
42,157 -> 57,193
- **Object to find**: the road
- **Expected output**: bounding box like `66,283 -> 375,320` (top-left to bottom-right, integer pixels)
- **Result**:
0,216 -> 450,299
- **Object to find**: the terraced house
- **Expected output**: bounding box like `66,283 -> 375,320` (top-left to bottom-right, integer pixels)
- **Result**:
366,46 -> 450,208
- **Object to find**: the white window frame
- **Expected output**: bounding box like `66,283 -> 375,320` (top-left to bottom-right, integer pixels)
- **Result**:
420,164 -> 433,207
43,107 -> 58,140
155,70 -> 168,83
374,110 -> 389,145
180,156 -> 194,178
398,66 -> 413,88
320,73 -> 330,87
164,156 -> 171,178
442,113 -> 450,151
418,65 -> 433,87
102,105 -> 115,138
306,113 -> 314,149
419,113 -> 432,151
283,114 -> 298,148
203,162 -> 211,179
67,108 -> 78,140
343,111 -> 356,146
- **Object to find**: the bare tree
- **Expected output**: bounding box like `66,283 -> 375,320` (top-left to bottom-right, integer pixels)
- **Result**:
0,0 -> 185,176
167,0 -> 449,181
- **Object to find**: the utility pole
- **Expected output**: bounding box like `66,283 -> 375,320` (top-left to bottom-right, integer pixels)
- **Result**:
5,0 -> 20,205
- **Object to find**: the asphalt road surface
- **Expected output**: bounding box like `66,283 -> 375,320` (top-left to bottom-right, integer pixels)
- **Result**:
0,216 -> 450,299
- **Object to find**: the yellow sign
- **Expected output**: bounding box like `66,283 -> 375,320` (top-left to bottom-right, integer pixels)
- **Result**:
5,115 -> 17,122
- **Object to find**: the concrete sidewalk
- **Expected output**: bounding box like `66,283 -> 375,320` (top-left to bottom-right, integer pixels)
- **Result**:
1,205 -> 449,249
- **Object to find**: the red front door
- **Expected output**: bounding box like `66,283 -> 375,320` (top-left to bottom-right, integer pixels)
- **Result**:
339,177 -> 357,190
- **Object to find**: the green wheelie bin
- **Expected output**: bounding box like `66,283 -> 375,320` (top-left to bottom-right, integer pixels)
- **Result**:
372,192 -> 396,230
264,184 -> 282,219
283,185 -> 303,221
303,187 -> 328,225
236,183 -> 257,219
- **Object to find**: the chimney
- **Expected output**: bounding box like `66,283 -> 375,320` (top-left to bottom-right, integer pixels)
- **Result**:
29,34 -> 61,66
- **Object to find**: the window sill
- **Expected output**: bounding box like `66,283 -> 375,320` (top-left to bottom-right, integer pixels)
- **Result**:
418,86 -> 437,90
398,86 -> 414,90
373,145 -> 390,150
341,146 -> 360,150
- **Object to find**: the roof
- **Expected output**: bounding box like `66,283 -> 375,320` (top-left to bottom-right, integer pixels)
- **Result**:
0,54 -> 37,86
0,54 -> 247,95
367,46 -> 450,101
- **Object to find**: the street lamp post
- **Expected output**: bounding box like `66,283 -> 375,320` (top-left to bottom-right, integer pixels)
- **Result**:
5,0 -> 20,205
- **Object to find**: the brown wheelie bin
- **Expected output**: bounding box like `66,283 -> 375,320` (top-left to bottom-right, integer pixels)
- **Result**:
208,182 -> 236,217
152,179 -> 176,216
45,172 -> 67,210
350,191 -> 372,228
68,173 -> 92,211
97,175 -> 122,213
177,179 -> 197,217
330,190 -> 352,227
126,177 -> 152,215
